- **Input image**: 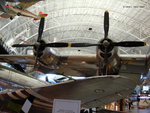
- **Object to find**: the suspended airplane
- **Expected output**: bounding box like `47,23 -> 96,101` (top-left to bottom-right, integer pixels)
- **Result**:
0,1 -> 47,20
0,74 -> 140,113
0,11 -> 148,113
0,0 -> 44,13
0,11 -> 148,77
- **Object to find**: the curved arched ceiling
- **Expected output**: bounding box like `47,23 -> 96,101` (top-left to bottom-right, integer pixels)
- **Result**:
0,0 -> 150,55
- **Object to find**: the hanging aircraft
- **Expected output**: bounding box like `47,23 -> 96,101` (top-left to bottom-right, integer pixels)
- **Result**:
0,74 -> 141,113
0,11 -> 148,77
0,0 -> 44,13
0,11 -> 148,113
0,1 -> 47,20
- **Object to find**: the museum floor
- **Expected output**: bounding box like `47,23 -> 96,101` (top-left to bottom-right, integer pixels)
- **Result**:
96,99 -> 150,113
124,100 -> 150,113
126,107 -> 150,113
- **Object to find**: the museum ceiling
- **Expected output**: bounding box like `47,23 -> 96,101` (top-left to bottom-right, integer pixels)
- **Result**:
0,0 -> 150,56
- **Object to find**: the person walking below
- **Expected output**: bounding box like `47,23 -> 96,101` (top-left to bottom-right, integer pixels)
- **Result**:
137,94 -> 140,108
126,98 -> 133,110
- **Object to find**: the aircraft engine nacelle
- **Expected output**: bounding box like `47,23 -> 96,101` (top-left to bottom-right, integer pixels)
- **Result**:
33,40 -> 46,58
39,48 -> 61,69
97,39 -> 114,61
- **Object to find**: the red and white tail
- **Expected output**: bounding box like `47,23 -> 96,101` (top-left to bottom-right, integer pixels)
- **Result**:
34,12 -> 48,21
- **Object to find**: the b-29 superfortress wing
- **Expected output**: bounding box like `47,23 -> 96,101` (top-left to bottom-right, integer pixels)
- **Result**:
0,74 -> 140,113
0,54 -> 148,77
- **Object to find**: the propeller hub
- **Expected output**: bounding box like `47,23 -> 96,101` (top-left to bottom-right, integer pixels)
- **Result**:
103,40 -> 110,47
33,40 -> 46,58
98,39 -> 114,53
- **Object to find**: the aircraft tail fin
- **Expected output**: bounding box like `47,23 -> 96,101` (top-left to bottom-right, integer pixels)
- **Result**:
34,12 -> 48,21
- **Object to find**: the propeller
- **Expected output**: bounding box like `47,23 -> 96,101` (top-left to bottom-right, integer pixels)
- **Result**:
45,43 -> 100,47
12,44 -> 34,47
12,41 -> 146,48
34,18 -> 45,68
39,11 -> 145,48
12,11 -> 146,52
104,11 -> 109,39
12,18 -> 45,47
12,18 -> 45,69
11,11 -> 147,76
113,41 -> 146,47
12,11 -> 146,49
37,18 -> 45,42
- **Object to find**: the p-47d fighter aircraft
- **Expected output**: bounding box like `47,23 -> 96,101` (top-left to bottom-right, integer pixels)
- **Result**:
0,11 -> 149,113
0,0 -> 47,20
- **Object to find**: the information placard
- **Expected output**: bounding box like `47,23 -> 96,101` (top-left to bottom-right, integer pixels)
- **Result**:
52,99 -> 81,113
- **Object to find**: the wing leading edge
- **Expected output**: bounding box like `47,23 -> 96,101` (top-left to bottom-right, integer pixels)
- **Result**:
119,54 -> 147,75
0,54 -> 147,76
0,55 -> 98,76
0,55 -> 35,64
0,74 -> 140,112
54,56 -> 97,76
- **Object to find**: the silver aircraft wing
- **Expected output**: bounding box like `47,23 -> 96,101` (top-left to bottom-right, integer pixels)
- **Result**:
54,56 -> 98,77
0,55 -> 98,76
119,54 -> 147,75
0,64 -> 50,87
0,74 -> 140,112
0,55 -> 35,64
0,54 -> 147,77
57,54 -> 148,77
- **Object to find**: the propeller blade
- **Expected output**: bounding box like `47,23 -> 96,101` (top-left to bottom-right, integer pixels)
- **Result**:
37,18 -> 45,42
70,43 -> 100,47
113,41 -> 146,47
45,42 -> 100,47
12,44 -> 34,47
104,11 -> 109,39
33,44 -> 41,70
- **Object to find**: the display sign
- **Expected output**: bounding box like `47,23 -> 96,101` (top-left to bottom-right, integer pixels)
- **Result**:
52,99 -> 81,113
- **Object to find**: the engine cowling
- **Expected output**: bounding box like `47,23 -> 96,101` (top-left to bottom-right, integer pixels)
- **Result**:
33,40 -> 46,58
97,38 -> 114,60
